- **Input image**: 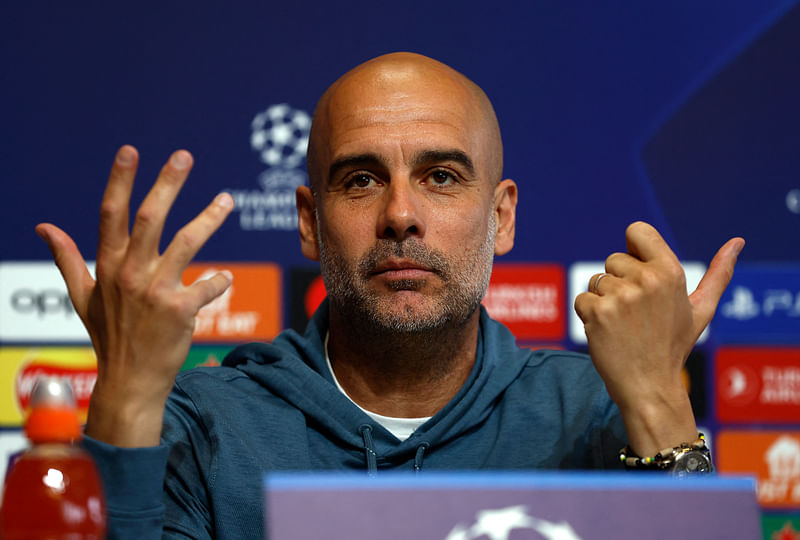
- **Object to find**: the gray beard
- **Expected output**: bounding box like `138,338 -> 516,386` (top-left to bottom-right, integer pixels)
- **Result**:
317,212 -> 496,337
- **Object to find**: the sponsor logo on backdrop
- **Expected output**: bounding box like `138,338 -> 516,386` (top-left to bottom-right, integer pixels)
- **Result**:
16,363 -> 96,413
716,265 -> 800,343
226,104 -> 311,231
182,346 -> 235,370
788,189 -> 800,215
0,262 -> 94,342
567,262 -> 706,345
482,264 -> 565,341
722,286 -> 800,321
288,268 -> 324,333
182,263 -> 282,342
716,347 -> 800,423
0,347 -> 97,426
721,286 -> 761,320
762,515 -> 800,540
764,436 -> 800,507
445,505 -> 582,540
720,364 -> 761,405
717,430 -> 800,508
305,275 -> 326,319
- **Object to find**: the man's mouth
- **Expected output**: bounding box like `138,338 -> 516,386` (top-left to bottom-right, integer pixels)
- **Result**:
370,259 -> 436,280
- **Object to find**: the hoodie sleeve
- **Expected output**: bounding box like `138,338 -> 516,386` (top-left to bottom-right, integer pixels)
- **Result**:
585,393 -> 628,469
80,382 -> 217,540
159,380 -> 217,538
80,435 -> 170,539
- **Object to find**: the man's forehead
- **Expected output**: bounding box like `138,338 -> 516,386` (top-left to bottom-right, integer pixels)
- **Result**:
329,53 -> 476,100
324,78 -> 478,130
326,109 -> 476,151
322,77 -> 484,159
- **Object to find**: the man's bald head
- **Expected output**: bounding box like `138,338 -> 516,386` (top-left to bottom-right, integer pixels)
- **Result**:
306,52 -> 504,193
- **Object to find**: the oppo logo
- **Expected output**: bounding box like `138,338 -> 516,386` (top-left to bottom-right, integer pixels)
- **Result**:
10,288 -> 75,317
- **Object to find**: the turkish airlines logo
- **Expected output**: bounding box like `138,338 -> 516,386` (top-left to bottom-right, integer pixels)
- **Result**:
716,347 -> 800,423
720,365 -> 760,406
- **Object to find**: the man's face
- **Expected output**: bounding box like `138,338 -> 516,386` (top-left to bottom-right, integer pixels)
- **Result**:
306,63 -> 504,333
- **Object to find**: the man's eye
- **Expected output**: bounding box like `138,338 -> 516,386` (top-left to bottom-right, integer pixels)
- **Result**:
347,174 -> 375,189
428,170 -> 456,186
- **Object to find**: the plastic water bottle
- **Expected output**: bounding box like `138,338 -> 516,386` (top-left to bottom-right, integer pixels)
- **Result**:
0,376 -> 106,539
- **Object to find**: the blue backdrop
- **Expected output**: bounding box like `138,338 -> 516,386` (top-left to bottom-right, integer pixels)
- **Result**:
2,0 -> 799,525
3,1 -> 797,265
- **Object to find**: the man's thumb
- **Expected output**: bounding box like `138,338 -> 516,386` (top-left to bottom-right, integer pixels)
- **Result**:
689,237 -> 745,331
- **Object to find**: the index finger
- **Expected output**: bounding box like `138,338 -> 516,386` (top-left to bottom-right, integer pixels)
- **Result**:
624,221 -> 678,263
98,145 -> 139,256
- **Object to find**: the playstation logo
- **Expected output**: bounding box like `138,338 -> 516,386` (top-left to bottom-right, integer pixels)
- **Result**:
721,286 -> 759,321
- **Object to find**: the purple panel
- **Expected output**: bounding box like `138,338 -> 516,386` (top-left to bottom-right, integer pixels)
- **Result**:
265,475 -> 760,539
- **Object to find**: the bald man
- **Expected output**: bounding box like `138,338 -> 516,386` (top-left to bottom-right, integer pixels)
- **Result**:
37,53 -> 743,539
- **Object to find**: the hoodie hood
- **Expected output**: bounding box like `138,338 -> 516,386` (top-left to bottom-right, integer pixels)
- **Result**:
222,299 -> 535,469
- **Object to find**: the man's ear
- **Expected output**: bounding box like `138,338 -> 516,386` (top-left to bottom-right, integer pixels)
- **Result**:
493,179 -> 517,256
296,186 -> 320,261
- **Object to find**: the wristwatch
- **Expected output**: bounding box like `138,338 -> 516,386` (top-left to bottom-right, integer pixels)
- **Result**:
619,433 -> 713,475
669,444 -> 713,476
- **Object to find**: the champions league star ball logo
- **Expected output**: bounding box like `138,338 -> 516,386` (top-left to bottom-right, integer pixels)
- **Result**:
445,505 -> 582,540
250,103 -> 310,169
227,103 -> 312,231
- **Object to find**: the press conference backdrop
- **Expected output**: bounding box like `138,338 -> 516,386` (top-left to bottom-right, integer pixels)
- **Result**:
1,1 -> 799,535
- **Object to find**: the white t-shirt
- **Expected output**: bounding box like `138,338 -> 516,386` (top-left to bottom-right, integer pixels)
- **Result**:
324,334 -> 430,441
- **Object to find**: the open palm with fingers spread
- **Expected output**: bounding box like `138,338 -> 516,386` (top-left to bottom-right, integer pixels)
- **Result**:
36,146 -> 234,447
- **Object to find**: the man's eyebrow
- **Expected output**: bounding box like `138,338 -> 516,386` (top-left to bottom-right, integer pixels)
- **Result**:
328,153 -> 385,181
327,149 -> 476,180
411,149 -> 475,177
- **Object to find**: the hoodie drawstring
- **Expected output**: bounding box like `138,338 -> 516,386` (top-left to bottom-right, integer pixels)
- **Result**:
359,425 -> 431,475
413,442 -> 430,474
359,425 -> 378,476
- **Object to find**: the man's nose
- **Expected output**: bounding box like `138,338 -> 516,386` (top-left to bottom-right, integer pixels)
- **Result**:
376,180 -> 426,241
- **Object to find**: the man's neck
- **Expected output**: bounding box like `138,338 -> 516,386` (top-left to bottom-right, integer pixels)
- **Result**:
326,308 -> 480,418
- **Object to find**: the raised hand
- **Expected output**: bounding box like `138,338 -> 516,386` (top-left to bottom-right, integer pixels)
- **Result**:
36,146 -> 234,447
574,221 -> 744,456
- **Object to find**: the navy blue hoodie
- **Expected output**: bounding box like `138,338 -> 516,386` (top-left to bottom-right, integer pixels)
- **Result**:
84,304 -> 625,539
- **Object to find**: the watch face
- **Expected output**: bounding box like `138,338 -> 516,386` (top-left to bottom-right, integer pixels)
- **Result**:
673,450 -> 712,475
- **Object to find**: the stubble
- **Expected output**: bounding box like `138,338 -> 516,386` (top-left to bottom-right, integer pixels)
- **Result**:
318,211 -> 497,336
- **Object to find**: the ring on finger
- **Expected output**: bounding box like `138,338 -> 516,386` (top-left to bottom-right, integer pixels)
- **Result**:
592,273 -> 610,294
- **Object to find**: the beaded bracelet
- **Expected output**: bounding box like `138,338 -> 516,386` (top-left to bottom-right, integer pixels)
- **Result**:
618,432 -> 708,470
